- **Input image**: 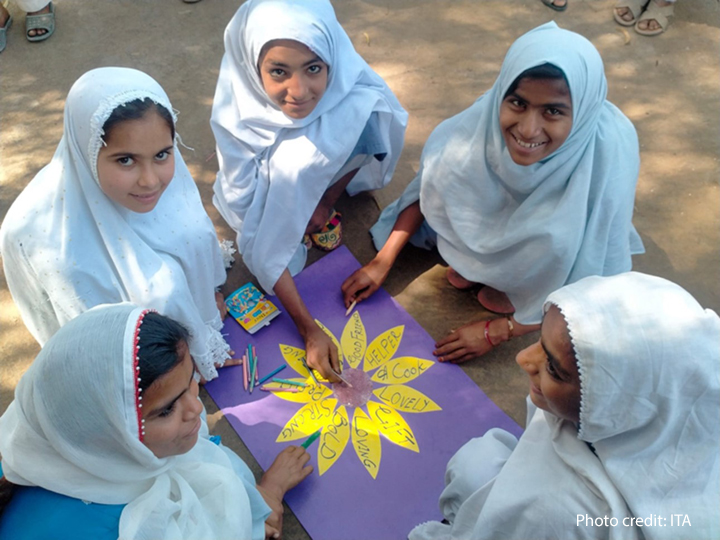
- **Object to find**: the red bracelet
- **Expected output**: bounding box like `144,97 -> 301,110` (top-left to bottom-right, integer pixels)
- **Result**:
484,319 -> 495,347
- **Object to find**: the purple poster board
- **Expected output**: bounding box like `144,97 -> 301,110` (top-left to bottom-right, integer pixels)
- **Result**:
205,246 -> 522,540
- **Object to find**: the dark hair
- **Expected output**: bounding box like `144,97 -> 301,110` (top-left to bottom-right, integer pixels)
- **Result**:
101,98 -> 175,143
504,63 -> 568,99
137,312 -> 191,393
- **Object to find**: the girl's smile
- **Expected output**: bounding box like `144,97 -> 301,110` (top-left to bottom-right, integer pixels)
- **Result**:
96,110 -> 175,213
259,39 -> 329,119
500,76 -> 573,166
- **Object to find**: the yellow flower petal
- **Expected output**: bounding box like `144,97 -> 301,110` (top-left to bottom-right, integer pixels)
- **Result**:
351,408 -> 381,479
276,399 -> 338,442
318,406 -> 350,476
371,357 -> 434,384
363,326 -> 404,372
279,344 -> 311,378
366,401 -> 419,452
341,311 -> 366,369
373,385 -> 442,413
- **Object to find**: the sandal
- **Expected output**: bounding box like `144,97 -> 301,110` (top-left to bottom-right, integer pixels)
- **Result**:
26,1 -> 54,42
477,286 -> 515,315
635,0 -> 674,36
541,0 -> 568,12
446,267 -> 475,290
614,0 -> 649,26
0,14 -> 12,53
310,209 -> 342,252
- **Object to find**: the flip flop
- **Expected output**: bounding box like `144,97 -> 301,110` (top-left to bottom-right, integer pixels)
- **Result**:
541,0 -> 568,12
635,0 -> 674,36
614,0 -> 649,26
477,286 -> 515,315
0,15 -> 12,53
26,1 -> 54,42
311,210 -> 342,252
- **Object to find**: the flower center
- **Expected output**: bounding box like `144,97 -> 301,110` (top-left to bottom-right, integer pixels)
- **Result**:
332,367 -> 374,407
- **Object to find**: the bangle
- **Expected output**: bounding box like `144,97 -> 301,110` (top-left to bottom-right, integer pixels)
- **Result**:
484,320 -> 495,347
506,316 -> 514,340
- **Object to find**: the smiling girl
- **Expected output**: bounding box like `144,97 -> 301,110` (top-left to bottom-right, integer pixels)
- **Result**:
0,67 -> 233,381
408,273 -> 719,539
210,0 -> 407,382
342,22 -> 644,362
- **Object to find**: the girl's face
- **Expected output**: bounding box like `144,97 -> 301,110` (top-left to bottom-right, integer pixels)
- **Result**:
499,77 -> 573,166
515,304 -> 581,423
96,110 -> 175,213
258,39 -> 329,119
142,343 -> 203,459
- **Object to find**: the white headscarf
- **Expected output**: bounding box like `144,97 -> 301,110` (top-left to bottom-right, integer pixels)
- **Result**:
548,272 -> 720,539
211,0 -> 407,293
410,273 -> 719,540
0,304 -> 263,539
416,22 -> 644,324
0,67 -> 228,380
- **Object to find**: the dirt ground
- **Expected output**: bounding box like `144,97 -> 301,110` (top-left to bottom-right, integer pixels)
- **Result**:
1,1 -> 718,538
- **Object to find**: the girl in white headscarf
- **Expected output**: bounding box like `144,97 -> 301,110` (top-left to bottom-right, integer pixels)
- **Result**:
342,22 -> 644,363
211,0 -> 407,381
408,272 -> 720,540
0,304 -> 312,540
0,67 -> 233,381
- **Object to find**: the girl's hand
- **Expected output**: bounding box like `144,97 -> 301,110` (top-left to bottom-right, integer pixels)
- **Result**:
259,446 -> 313,505
215,291 -> 228,320
305,203 -> 333,234
341,257 -> 391,307
196,353 -> 242,384
433,321 -> 495,363
303,324 -> 341,381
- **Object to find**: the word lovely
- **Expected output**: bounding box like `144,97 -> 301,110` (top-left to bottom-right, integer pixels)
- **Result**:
577,514 -> 692,528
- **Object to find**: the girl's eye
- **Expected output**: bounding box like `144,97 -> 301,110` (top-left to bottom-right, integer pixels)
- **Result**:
270,68 -> 286,77
117,156 -> 134,166
545,360 -> 561,380
308,64 -> 323,75
158,403 -> 175,418
546,108 -> 561,116
156,150 -> 171,161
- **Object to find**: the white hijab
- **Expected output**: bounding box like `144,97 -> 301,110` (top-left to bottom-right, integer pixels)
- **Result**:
410,272 -> 719,540
417,22 -> 644,324
211,0 -> 407,293
0,67 -> 228,380
0,304 -> 257,539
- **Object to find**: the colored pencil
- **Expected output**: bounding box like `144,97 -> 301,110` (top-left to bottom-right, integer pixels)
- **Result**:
345,300 -> 357,317
253,345 -> 259,384
248,344 -> 255,393
260,386 -> 302,393
333,370 -> 353,388
258,364 -> 287,386
301,357 -> 319,384
301,429 -> 322,449
271,378 -> 307,388
242,353 -> 248,391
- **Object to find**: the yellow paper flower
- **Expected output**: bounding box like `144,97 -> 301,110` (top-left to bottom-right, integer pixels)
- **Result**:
265,311 -> 441,478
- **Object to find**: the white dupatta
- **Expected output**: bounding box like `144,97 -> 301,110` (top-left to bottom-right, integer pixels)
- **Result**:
0,67 -> 229,380
0,304 -> 269,539
211,0 -> 407,292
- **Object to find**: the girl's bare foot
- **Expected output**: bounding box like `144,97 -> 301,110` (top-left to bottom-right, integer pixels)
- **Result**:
0,4 -> 10,28
446,267 -> 476,290
477,286 -> 515,314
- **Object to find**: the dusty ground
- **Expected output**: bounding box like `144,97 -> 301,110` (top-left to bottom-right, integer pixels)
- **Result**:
1,0 -> 718,538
